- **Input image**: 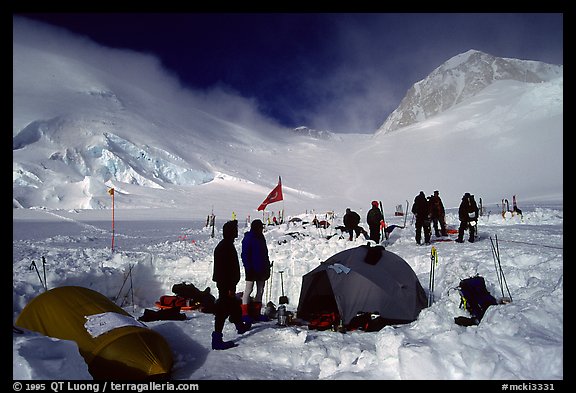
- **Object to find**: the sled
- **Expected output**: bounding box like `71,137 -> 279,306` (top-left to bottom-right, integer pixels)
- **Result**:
155,301 -> 195,311
155,295 -> 197,311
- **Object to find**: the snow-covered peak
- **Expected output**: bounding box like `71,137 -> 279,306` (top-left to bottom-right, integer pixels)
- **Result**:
13,27 -> 563,216
376,49 -> 563,135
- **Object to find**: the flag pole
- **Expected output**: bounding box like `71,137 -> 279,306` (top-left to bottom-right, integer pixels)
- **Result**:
256,175 -> 283,215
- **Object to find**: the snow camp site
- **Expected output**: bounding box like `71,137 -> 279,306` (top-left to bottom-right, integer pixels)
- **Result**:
13,201 -> 563,380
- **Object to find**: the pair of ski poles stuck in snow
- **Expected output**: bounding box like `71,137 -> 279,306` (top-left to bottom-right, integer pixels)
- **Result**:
30,256 -> 48,292
427,235 -> 512,308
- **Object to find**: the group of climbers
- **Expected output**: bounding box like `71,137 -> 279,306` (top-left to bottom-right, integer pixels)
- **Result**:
411,190 -> 479,245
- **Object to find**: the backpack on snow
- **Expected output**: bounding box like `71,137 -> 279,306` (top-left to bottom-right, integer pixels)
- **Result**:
172,282 -> 204,300
455,275 -> 497,326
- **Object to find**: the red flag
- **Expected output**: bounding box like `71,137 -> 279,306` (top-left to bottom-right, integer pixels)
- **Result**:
257,177 -> 283,211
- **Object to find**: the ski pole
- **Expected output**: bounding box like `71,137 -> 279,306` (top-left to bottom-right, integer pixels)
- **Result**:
494,235 -> 512,302
428,250 -> 433,306
490,236 -> 504,298
114,263 -> 134,304
404,200 -> 409,228
379,201 -> 389,240
267,261 -> 274,303
495,235 -> 504,294
432,247 -> 437,304
432,251 -> 435,306
30,260 -> 45,290
129,263 -> 135,312
428,256 -> 432,306
42,256 -> 48,291
428,247 -> 437,306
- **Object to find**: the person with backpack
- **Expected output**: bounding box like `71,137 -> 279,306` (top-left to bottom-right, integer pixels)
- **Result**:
456,193 -> 479,243
211,220 -> 251,350
343,208 -> 366,241
411,191 -> 431,245
241,219 -> 271,323
366,201 -> 384,243
429,190 -> 448,237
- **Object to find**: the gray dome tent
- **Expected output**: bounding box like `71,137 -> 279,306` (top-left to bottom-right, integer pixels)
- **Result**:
297,245 -> 427,326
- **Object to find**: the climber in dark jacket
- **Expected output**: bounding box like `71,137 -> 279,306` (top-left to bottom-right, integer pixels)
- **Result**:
456,193 -> 479,243
411,191 -> 431,245
429,190 -> 448,237
211,220 -> 251,350
366,201 -> 384,243
343,208 -> 366,241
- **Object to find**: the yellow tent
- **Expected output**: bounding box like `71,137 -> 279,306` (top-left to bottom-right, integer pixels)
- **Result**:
15,286 -> 173,380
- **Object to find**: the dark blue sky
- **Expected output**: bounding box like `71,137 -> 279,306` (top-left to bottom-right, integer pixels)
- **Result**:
15,13 -> 564,133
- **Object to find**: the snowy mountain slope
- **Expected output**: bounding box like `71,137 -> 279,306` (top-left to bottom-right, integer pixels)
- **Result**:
369,78 -> 563,207
13,22 -> 563,220
376,50 -> 563,135
12,20 -> 297,211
